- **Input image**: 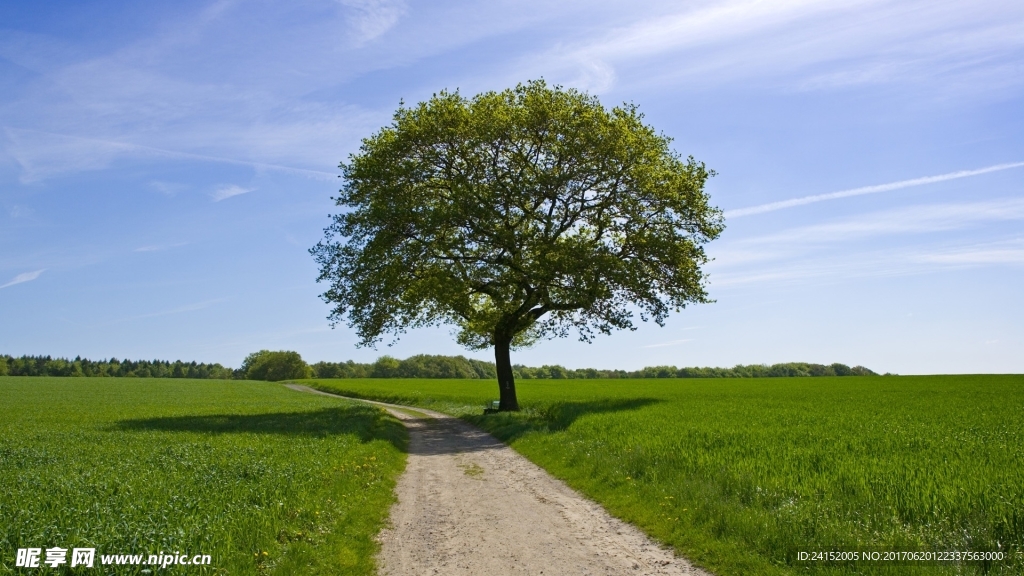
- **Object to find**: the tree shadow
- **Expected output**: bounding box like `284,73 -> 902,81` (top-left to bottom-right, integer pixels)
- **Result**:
113,405 -> 407,452
397,415 -> 508,456
463,397 -> 661,444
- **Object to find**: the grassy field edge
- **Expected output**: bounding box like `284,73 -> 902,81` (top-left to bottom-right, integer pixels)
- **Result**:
1,377 -> 409,575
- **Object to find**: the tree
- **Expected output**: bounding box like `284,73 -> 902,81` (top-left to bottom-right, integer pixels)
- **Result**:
242,350 -> 313,381
310,81 -> 724,411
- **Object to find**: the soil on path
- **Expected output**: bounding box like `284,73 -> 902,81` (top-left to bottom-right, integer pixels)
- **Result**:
286,384 -> 712,576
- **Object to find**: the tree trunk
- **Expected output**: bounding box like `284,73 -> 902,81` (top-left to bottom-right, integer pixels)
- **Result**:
494,337 -> 520,411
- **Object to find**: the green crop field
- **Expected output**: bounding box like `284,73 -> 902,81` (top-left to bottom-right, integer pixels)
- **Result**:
0,377 -> 406,575
306,375 -> 1024,575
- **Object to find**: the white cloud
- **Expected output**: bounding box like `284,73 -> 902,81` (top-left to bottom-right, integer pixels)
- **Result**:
2,0 -> 1022,185
913,240 -> 1024,265
724,162 -> 1024,218
744,198 -> 1024,246
711,239 -> 1024,288
150,181 -> 187,196
571,0 -> 844,61
338,0 -> 407,46
520,0 -> 1024,95
0,269 -> 45,289
211,184 -> 254,202
4,128 -> 339,182
565,58 -> 617,93
0,4 -> 388,183
5,128 -> 135,183
709,200 -> 1024,287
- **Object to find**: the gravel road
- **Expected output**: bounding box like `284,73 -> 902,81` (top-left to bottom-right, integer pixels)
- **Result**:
286,384 -> 711,576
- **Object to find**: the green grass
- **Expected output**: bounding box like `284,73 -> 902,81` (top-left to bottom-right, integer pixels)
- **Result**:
306,375 -> 1024,575
0,377 -> 406,575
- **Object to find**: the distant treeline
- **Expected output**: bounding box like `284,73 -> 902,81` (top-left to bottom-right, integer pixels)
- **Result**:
311,356 -> 878,379
1,353 -> 878,380
0,355 -> 236,379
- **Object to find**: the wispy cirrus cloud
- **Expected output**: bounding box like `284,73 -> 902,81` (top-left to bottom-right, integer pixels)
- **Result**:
712,197 -> 1024,272
114,298 -> 228,323
724,161 -> 1024,218
0,4 -> 386,183
211,184 -> 254,202
739,197 -> 1024,246
338,0 -> 407,46
0,269 -> 45,289
150,181 -> 188,196
5,127 -> 135,183
5,128 -> 338,183
4,0 -> 1022,185
518,0 -> 1024,95
709,199 -> 1024,287
712,239 -> 1024,288
913,240 -> 1024,265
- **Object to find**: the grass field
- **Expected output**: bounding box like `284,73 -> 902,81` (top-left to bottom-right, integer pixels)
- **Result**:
0,377 -> 406,575
307,375 -> 1024,575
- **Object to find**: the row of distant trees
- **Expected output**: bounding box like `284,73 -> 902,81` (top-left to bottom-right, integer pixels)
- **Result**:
514,362 -> 879,379
0,355 -> 236,379
313,357 -> 878,379
1,352 -> 878,381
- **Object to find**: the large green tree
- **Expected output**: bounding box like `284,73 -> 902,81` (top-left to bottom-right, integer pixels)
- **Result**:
311,81 -> 723,410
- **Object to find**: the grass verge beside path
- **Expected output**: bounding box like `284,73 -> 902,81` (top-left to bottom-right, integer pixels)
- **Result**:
1,377 -> 406,575
306,375 -> 1024,576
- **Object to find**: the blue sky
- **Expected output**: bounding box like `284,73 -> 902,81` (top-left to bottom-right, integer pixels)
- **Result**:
1,0 -> 1022,373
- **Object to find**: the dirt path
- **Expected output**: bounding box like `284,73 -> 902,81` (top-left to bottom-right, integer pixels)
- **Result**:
286,384 -> 711,576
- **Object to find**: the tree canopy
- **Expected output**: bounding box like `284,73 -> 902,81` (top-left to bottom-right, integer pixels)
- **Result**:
311,80 -> 724,410
241,350 -> 313,382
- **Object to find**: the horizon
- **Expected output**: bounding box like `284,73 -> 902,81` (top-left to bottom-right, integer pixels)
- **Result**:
0,350 -> 885,373
2,0 -> 1022,375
